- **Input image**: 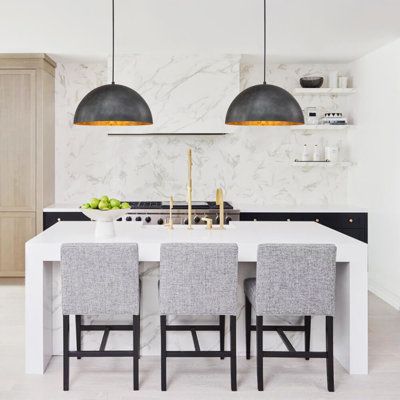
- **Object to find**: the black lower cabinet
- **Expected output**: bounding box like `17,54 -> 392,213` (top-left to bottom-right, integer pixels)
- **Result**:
44,211 -> 368,244
240,212 -> 368,243
43,212 -> 89,230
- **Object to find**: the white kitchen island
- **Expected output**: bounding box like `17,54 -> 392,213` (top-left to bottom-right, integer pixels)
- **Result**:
25,221 -> 368,376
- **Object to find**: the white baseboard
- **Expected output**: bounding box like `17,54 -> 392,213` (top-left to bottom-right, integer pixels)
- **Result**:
369,279 -> 400,310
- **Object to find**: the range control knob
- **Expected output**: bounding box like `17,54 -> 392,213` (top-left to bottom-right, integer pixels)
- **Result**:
135,216 -> 142,222
183,218 -> 189,225
225,216 -> 232,224
145,216 -> 151,223
194,215 -> 201,224
116,217 -> 122,221
126,216 -> 132,221
157,218 -> 164,225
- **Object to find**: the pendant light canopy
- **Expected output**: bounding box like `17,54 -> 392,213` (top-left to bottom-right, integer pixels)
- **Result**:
74,0 -> 152,126
225,0 -> 304,126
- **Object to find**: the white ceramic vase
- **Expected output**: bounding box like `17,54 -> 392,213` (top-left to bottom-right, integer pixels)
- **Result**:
80,208 -> 129,238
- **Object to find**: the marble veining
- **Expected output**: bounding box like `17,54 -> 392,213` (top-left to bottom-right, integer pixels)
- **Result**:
55,56 -> 351,205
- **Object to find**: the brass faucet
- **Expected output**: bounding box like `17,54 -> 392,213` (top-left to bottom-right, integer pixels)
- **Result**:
201,217 -> 213,230
216,188 -> 225,229
166,195 -> 174,230
187,149 -> 193,229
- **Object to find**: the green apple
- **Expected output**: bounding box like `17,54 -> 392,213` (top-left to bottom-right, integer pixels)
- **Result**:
81,203 -> 91,209
111,206 -> 120,210
121,202 -> 131,209
110,198 -> 121,208
90,198 -> 100,209
98,200 -> 111,211
100,195 -> 109,203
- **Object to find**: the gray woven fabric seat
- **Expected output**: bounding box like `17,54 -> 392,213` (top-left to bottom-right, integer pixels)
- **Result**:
244,243 -> 337,392
60,243 -> 141,391
159,243 -> 239,391
159,243 -> 238,315
254,244 -> 337,316
244,278 -> 256,307
61,243 -> 140,315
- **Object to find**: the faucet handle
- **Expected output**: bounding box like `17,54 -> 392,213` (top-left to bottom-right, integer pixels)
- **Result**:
216,188 -> 223,205
201,217 -> 213,230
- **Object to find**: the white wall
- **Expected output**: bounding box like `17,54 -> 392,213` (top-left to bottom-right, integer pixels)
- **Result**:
55,56 -> 351,205
349,38 -> 400,309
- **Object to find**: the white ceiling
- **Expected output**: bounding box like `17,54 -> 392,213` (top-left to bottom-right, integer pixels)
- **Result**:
1,0 -> 399,63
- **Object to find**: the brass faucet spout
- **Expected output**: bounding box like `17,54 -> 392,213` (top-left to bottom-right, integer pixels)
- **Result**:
216,188 -> 224,229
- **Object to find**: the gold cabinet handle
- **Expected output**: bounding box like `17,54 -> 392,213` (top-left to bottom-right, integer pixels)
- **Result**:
349,218 -> 353,223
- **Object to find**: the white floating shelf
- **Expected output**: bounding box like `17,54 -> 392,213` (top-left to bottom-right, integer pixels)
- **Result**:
291,125 -> 353,131
293,88 -> 356,95
291,161 -> 353,167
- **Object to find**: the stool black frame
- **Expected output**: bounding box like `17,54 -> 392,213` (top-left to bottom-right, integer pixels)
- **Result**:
160,314 -> 237,391
245,296 -> 334,392
63,314 -> 140,391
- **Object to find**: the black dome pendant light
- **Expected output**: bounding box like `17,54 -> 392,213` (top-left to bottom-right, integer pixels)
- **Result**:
74,0 -> 153,126
225,0 -> 304,126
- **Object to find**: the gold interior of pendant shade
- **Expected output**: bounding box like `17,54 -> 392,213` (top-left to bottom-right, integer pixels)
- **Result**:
226,120 -> 304,126
74,121 -> 153,126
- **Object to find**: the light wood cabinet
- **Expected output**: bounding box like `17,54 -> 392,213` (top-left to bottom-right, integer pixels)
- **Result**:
0,54 -> 55,277
0,212 -> 36,277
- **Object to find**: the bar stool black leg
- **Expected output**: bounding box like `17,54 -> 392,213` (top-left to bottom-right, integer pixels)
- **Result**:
245,296 -> 251,360
160,315 -> 167,391
219,315 -> 225,360
304,315 -> 311,360
326,316 -> 334,392
133,315 -> 140,391
75,315 -> 82,360
63,315 -> 70,391
256,315 -> 264,391
229,316 -> 237,391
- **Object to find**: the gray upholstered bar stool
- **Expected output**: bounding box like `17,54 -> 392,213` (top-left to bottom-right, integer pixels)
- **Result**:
159,243 -> 238,391
61,243 -> 140,391
244,244 -> 337,392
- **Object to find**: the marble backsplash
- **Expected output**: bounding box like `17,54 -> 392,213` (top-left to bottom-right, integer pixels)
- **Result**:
55,56 -> 351,205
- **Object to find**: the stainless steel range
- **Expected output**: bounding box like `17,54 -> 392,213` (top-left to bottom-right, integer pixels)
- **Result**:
119,201 -> 240,225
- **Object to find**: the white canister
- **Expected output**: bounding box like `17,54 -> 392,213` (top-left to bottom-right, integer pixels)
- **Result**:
339,76 -> 348,88
313,145 -> 321,161
325,146 -> 339,162
329,71 -> 338,88
302,144 -> 311,161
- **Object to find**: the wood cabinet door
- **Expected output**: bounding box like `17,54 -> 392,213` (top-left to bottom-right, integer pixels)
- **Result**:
0,70 -> 36,211
0,212 -> 36,277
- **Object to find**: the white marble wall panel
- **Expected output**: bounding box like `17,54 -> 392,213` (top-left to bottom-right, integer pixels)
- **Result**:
55,56 -> 350,205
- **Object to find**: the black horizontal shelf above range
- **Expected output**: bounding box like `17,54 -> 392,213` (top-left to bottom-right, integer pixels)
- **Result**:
107,132 -> 228,136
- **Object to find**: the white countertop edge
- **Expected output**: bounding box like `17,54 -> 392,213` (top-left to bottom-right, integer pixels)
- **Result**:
43,203 -> 368,213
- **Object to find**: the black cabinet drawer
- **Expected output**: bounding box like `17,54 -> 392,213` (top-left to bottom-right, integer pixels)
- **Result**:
43,212 -> 89,230
240,213 -> 304,222
241,212 -> 366,229
239,212 -> 368,243
300,213 -> 367,229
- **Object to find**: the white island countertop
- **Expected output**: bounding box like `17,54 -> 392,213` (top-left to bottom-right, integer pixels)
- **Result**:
26,221 -> 368,376
43,203 -> 368,213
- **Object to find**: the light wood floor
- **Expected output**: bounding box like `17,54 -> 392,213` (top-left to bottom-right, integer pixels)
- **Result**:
0,278 -> 399,400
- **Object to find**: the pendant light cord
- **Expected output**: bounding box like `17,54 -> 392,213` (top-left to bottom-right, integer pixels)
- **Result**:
112,0 -> 115,84
263,0 -> 266,84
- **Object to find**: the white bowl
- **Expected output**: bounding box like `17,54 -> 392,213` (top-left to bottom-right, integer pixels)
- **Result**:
80,207 -> 129,222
